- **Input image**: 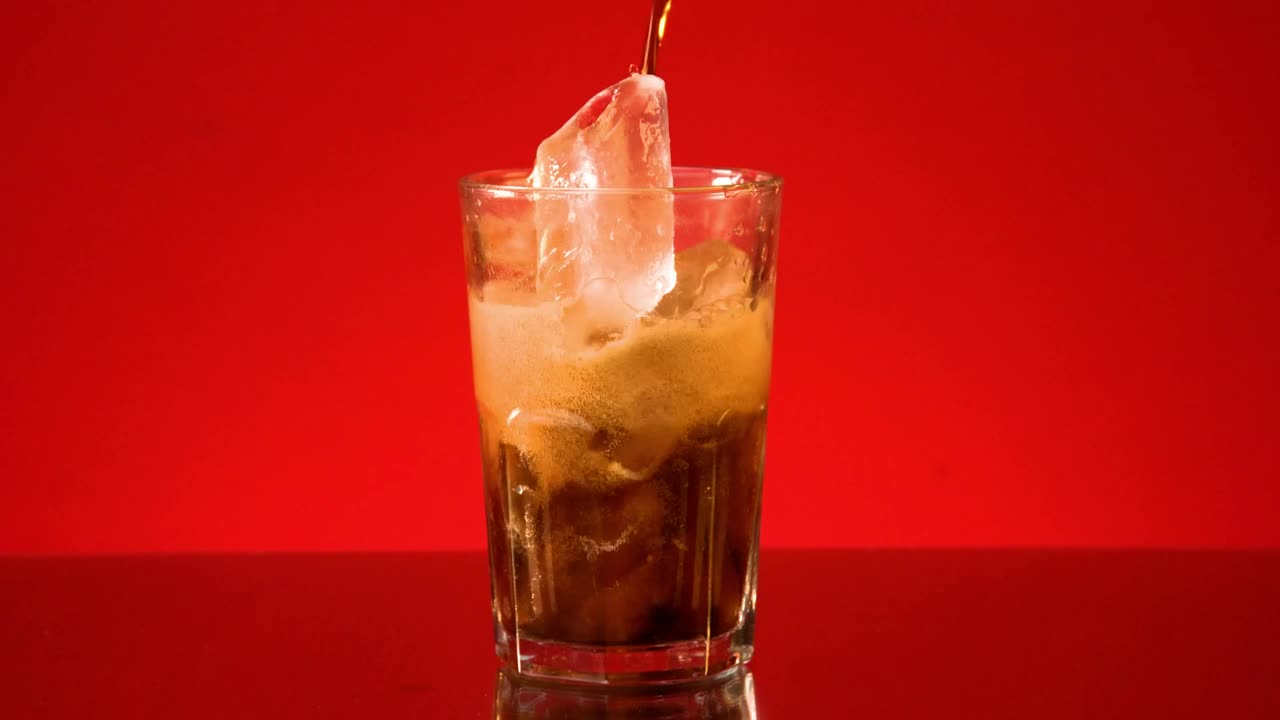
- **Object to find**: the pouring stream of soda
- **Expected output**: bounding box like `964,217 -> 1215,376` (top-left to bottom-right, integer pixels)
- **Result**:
640,0 -> 674,74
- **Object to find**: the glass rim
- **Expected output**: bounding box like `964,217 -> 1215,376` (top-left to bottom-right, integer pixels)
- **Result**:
458,166 -> 783,196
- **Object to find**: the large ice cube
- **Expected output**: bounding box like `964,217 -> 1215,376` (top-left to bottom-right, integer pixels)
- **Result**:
530,74 -> 676,322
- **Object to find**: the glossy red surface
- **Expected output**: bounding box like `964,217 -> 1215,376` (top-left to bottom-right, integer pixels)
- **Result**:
2,1 -> 1279,554
4,550 -> 1278,717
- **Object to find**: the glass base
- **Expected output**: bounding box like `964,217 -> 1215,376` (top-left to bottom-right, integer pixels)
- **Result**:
496,628 -> 752,685
493,665 -> 757,718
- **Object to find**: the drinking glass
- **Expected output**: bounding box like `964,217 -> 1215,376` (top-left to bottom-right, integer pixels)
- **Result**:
460,167 -> 782,684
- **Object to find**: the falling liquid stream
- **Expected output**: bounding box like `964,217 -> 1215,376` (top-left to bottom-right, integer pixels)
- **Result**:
640,0 -> 674,75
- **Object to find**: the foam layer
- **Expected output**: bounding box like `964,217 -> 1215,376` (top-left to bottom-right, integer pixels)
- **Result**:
469,289 -> 772,490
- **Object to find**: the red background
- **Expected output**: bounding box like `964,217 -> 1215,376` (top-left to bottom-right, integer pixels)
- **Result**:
2,1 -> 1277,554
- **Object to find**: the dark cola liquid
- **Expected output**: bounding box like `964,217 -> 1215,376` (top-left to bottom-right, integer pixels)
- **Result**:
481,407 -> 766,647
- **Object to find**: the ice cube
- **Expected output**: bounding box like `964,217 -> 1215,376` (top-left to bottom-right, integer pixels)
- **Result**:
476,208 -> 536,283
504,408 -> 602,493
549,480 -> 671,644
654,238 -> 752,317
604,424 -> 679,480
530,74 -> 676,320
570,555 -> 670,643
558,276 -> 637,351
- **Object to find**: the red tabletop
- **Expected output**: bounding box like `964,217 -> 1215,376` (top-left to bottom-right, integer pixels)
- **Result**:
3,550 -> 1277,717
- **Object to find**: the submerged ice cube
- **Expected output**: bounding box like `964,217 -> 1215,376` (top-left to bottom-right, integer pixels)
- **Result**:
503,408 -> 670,491
531,74 -> 676,325
504,408 -> 601,493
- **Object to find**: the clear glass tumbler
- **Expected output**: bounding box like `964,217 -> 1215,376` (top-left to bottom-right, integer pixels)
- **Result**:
459,167 -> 782,684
